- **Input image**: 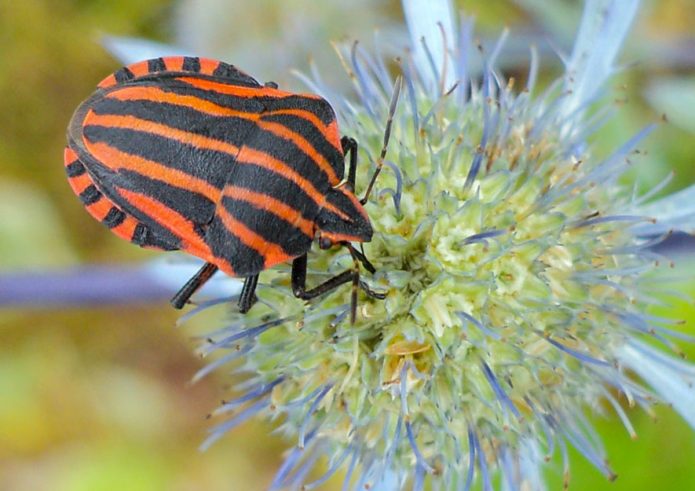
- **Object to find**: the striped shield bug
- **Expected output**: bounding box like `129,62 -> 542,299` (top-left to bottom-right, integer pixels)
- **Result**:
65,56 -> 400,322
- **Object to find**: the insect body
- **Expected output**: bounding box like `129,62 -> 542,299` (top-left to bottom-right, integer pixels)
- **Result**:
65,56 -> 395,320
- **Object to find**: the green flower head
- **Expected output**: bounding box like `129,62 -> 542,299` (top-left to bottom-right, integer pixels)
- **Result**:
109,0 -> 695,489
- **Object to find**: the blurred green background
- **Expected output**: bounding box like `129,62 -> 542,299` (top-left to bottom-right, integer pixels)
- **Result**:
1,0 -> 694,490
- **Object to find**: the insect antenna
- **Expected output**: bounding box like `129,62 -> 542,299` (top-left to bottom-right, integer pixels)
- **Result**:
358,243 -> 375,273
360,76 -> 402,205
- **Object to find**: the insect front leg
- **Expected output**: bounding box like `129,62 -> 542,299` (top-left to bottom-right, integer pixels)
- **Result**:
171,262 -> 219,309
291,254 -> 353,299
291,252 -> 385,324
238,274 -> 260,313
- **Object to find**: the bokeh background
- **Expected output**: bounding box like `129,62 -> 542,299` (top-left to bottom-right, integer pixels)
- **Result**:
1,0 -> 694,490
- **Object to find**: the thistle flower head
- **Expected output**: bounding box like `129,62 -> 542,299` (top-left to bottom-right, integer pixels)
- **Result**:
158,0 -> 695,489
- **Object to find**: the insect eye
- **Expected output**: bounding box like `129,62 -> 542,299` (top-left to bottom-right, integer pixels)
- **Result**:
319,237 -> 333,250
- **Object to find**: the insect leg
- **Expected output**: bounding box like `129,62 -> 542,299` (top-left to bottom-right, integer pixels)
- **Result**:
291,250 -> 386,323
291,254 -> 353,298
238,274 -> 260,313
341,136 -> 358,192
343,244 -> 386,301
170,262 -> 219,309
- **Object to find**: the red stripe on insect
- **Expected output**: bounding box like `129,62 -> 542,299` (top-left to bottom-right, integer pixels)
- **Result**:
111,215 -> 139,243
105,85 -> 261,121
66,169 -> 94,195
126,60 -> 152,79
164,56 -> 185,72
85,197 -> 112,221
84,139 -> 221,203
63,146 -> 79,166
97,74 -> 117,89
265,109 -> 342,152
174,76 -> 321,101
85,111 -> 242,164
198,58 -> 222,76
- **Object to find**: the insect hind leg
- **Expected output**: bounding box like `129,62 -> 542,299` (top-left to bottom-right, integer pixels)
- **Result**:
170,262 -> 219,309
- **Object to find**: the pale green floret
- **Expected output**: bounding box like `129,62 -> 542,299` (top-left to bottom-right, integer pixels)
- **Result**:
228,86 -> 642,481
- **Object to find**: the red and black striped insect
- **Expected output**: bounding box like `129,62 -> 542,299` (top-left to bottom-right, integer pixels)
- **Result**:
65,56 -> 399,321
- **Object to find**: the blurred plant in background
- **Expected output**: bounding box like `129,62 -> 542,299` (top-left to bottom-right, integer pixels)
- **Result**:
1,0 -> 694,490
175,0 -> 399,89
